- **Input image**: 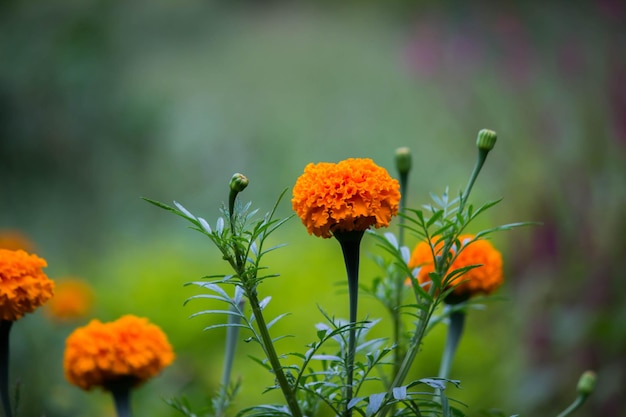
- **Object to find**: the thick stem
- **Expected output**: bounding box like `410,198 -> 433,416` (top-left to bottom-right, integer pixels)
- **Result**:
248,291 -> 303,417
108,380 -> 133,417
0,320 -> 13,417
334,230 -> 364,417
438,310 -> 465,380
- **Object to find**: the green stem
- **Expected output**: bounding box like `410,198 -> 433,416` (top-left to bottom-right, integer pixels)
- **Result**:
248,290 -> 303,417
0,320 -> 13,417
459,149 -> 488,215
216,297 -> 245,417
555,394 -> 589,417
393,170 -> 409,381
438,310 -> 465,380
228,189 -> 237,236
108,380 -> 133,417
378,285 -> 438,417
334,230 -> 365,417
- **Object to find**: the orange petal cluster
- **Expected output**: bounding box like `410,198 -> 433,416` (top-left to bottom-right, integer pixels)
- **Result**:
64,315 -> 175,391
292,158 -> 401,238
408,234 -> 503,299
46,278 -> 94,321
0,249 -> 54,321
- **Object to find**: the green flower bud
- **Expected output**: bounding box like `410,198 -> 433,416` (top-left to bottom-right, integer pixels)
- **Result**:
229,173 -> 249,193
476,129 -> 497,152
395,147 -> 412,175
577,370 -> 596,396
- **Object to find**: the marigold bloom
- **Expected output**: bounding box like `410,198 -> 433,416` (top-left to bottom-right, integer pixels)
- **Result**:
46,278 -> 94,321
292,158 -> 401,238
408,234 -> 503,300
64,315 -> 175,391
0,249 -> 54,321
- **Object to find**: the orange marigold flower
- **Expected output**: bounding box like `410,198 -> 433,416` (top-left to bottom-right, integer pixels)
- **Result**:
292,158 -> 401,238
408,234 -> 503,301
64,315 -> 174,391
0,249 -> 54,321
46,278 -> 94,321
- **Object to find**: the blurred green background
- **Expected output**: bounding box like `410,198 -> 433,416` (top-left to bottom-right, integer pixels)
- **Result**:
1,1 -> 625,416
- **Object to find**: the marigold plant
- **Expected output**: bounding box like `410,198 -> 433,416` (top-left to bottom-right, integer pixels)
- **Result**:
46,278 -> 94,321
408,234 -> 503,301
63,314 -> 174,391
291,158 -> 401,238
0,249 -> 54,321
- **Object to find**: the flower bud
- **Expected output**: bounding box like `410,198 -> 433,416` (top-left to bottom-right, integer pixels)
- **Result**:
577,370 -> 596,396
476,129 -> 497,152
395,147 -> 412,175
229,173 -> 249,193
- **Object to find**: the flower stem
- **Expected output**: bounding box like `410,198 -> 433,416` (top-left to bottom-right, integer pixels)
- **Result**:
216,297 -> 245,417
393,165 -> 409,383
555,394 -> 589,417
438,309 -> 465,380
459,148 -> 488,215
0,320 -> 13,417
334,230 -> 365,417
247,290 -> 303,417
108,380 -> 133,417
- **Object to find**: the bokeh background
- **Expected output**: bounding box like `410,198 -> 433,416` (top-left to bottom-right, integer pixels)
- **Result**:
1,1 -> 625,416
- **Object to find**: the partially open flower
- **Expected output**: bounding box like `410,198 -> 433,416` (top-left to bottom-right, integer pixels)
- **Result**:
408,234 -> 503,302
292,158 -> 401,238
46,278 -> 94,321
0,249 -> 54,321
64,315 -> 175,391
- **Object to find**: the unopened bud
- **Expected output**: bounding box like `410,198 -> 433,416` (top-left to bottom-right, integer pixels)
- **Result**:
476,129 -> 497,152
395,147 -> 412,175
577,370 -> 596,396
229,173 -> 249,193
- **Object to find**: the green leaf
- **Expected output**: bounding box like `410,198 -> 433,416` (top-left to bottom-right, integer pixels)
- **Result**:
267,313 -> 291,329
189,310 -> 245,319
392,386 -> 407,400
366,393 -> 386,416
202,323 -> 249,332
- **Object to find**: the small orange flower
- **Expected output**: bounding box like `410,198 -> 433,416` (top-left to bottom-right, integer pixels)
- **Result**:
64,315 -> 175,391
0,249 -> 54,321
292,158 -> 401,238
46,278 -> 94,321
408,234 -> 503,300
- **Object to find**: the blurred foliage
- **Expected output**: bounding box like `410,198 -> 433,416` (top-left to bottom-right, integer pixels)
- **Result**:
1,1 -> 625,416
